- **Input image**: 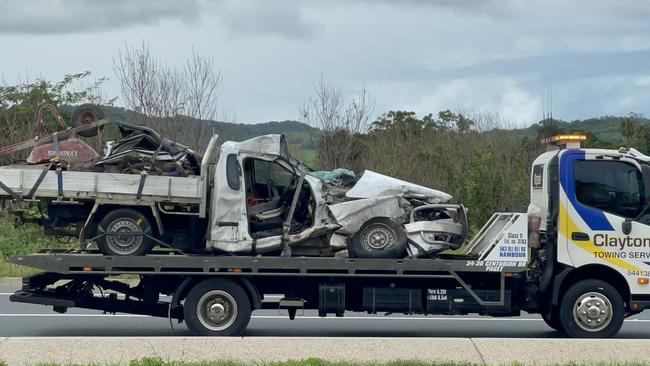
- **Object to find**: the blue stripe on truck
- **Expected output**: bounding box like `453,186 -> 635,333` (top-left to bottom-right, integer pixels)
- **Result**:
559,149 -> 614,231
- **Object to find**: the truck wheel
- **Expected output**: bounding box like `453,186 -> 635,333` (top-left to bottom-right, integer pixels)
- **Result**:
559,279 -> 624,338
70,104 -> 105,138
184,279 -> 251,336
349,217 -> 407,259
96,208 -> 154,256
541,306 -> 563,332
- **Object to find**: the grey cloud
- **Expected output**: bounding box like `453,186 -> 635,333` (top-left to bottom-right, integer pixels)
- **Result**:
215,0 -> 316,39
434,49 -> 650,83
361,0 -> 650,20
0,0 -> 316,39
0,0 -> 203,34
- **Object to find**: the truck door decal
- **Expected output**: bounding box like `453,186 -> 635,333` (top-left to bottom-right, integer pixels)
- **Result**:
559,201 -> 639,271
560,150 -> 614,231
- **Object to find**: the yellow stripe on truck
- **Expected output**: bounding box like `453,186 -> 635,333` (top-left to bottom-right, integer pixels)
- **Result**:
560,202 -> 639,271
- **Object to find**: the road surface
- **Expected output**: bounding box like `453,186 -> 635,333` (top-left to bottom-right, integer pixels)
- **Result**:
2,281 -> 650,338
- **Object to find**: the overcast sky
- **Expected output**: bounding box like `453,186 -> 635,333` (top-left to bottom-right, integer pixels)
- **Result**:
2,0 -> 650,126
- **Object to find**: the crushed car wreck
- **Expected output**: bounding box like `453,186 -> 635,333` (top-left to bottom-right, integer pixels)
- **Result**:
0,104 -> 467,259
208,133 -> 467,258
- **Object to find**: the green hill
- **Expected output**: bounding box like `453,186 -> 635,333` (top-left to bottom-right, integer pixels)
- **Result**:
500,115 -> 650,149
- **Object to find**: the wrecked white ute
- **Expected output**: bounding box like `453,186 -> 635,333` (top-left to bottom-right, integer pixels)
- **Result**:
208,134 -> 467,259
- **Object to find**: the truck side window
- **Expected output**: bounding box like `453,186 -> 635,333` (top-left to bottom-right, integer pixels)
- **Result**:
226,154 -> 241,190
574,160 -> 645,218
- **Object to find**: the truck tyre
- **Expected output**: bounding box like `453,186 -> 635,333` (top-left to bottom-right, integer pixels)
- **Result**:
70,104 -> 105,138
559,279 -> 624,338
96,208 -> 155,256
184,278 -> 251,336
349,217 -> 407,259
541,306 -> 563,332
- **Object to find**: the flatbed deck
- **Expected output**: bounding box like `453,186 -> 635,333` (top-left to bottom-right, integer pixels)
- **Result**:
8,251 -> 526,334
8,250 -> 526,277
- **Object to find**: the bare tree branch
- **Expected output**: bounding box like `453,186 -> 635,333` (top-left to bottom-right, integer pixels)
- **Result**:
113,42 -> 225,151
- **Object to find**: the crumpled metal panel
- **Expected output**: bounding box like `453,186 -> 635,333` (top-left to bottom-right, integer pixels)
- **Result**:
210,224 -> 339,253
222,134 -> 289,158
345,170 -> 451,202
405,219 -> 464,256
328,195 -> 405,235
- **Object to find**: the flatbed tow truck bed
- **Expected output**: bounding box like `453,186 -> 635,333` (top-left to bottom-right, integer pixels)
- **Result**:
8,251 -> 525,335
8,250 -> 523,276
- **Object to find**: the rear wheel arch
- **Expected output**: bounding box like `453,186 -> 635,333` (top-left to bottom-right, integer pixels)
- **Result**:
237,277 -> 263,309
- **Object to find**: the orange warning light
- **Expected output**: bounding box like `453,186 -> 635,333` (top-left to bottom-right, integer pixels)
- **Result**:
541,134 -> 587,144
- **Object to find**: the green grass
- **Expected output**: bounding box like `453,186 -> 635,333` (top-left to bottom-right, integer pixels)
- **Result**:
18,358 -> 650,366
0,211 -> 67,277
291,147 -> 317,168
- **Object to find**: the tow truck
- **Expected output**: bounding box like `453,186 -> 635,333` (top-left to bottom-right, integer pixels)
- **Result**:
7,134 -> 650,338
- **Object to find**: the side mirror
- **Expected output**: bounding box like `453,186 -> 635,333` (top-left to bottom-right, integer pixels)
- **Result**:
622,219 -> 632,235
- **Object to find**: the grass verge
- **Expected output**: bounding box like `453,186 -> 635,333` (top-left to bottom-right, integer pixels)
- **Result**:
0,212 -> 65,277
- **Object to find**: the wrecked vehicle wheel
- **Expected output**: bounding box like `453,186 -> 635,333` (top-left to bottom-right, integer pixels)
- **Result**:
349,217 -> 407,259
70,103 -> 105,138
96,209 -> 154,256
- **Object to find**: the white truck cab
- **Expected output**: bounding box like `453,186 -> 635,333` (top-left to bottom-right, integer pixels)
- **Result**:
527,135 -> 650,336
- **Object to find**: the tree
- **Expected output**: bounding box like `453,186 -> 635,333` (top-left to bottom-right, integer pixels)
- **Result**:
635,124 -> 650,154
300,78 -> 374,170
113,42 -> 224,150
536,118 -> 564,141
371,111 -> 428,135
437,109 -> 475,133
619,114 -> 637,148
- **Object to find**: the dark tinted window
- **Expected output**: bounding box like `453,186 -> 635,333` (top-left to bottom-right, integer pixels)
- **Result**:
574,160 -> 645,218
226,154 -> 241,190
